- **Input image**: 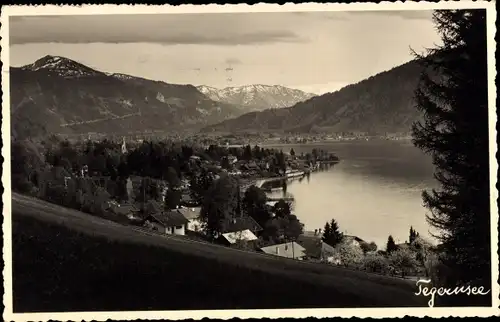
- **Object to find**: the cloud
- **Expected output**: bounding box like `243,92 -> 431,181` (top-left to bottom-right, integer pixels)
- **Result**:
9,14 -> 307,46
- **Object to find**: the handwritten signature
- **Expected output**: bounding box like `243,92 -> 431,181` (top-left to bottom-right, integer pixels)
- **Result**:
415,279 -> 490,307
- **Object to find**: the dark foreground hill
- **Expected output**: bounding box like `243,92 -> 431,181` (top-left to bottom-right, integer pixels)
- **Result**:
202,60 -> 425,135
12,193 -> 424,312
10,55 -> 245,139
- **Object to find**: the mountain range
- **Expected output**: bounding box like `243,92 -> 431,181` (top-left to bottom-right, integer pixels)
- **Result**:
10,55 -> 426,140
202,60 -> 426,135
10,55 -> 312,140
196,84 -> 316,111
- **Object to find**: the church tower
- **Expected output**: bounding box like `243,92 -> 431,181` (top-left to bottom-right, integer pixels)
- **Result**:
121,136 -> 128,154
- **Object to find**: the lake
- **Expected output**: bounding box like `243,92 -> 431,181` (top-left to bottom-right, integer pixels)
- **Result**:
264,140 -> 439,249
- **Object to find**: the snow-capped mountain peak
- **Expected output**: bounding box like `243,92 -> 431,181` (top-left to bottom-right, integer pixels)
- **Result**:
196,84 -> 316,110
21,55 -> 103,78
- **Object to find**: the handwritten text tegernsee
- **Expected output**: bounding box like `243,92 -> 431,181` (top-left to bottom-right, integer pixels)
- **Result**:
415,279 -> 490,307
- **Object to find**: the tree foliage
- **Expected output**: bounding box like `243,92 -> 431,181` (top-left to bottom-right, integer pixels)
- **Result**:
360,241 -> 378,254
322,218 -> 344,247
200,175 -> 239,239
334,240 -> 364,268
411,10 -> 490,287
409,226 -> 419,244
389,248 -> 419,278
362,252 -> 390,274
386,235 -> 397,254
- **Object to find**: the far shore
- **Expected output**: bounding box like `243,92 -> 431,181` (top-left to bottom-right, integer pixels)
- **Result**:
227,137 -> 413,148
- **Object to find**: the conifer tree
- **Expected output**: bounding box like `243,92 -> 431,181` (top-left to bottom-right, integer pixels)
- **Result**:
322,222 -> 331,243
328,218 -> 344,247
322,219 -> 343,247
411,10 -> 490,288
409,226 -> 416,244
386,235 -> 397,254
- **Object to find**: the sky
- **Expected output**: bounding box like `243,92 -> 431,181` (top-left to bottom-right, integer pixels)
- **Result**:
9,11 -> 441,94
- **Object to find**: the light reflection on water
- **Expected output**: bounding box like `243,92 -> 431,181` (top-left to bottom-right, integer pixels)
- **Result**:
264,140 -> 439,249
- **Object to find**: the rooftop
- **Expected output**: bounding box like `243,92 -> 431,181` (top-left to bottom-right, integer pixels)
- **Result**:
260,242 -> 307,259
177,207 -> 201,220
296,235 -> 336,259
221,229 -> 258,244
147,210 -> 189,228
222,216 -> 263,234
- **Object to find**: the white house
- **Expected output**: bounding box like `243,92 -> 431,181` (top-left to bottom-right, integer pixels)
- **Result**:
220,229 -> 258,245
344,235 -> 365,248
177,206 -> 203,232
144,210 -> 189,236
260,242 -> 307,260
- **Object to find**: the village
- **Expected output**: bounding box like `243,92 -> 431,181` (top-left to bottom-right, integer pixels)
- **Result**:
13,135 -> 434,280
80,138 -> 345,261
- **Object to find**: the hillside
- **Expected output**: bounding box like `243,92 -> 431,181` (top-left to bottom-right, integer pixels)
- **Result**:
202,60 -> 425,135
10,55 -> 246,139
197,84 -> 316,111
12,193 -> 424,312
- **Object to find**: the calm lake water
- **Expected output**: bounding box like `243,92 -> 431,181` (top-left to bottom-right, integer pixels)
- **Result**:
265,140 -> 439,249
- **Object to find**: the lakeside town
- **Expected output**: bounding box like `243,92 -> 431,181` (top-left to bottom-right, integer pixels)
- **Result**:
57,131 -> 414,148
13,135 -> 438,280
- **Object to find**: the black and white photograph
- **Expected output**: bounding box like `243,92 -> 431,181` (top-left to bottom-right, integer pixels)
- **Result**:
1,2 -> 498,320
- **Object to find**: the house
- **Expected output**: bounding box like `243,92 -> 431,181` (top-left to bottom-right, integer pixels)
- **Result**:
296,235 -> 337,262
260,242 -> 307,260
222,216 -> 263,235
227,155 -> 238,164
144,210 -> 189,236
109,201 -> 140,220
177,206 -> 203,232
219,229 -> 258,246
344,235 -> 365,248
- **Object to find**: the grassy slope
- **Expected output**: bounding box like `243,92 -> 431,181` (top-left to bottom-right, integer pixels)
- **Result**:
12,193 -> 425,312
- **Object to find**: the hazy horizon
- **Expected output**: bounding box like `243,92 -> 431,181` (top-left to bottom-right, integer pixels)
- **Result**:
9,11 -> 441,95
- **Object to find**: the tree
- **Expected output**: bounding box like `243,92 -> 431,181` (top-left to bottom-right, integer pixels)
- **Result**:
242,185 -> 270,227
362,252 -> 390,274
386,235 -> 397,254
360,241 -> 378,254
322,222 -> 331,243
409,226 -> 419,244
322,218 -> 343,247
165,166 -> 181,188
164,187 -> 182,210
273,199 -> 292,218
243,145 -> 253,160
283,214 -> 304,241
411,10 -> 490,289
243,185 -> 267,210
410,236 -> 433,272
189,170 -> 214,204
389,248 -> 419,278
200,176 -> 239,239
262,214 -> 304,244
334,239 -> 364,268
221,156 -> 232,170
